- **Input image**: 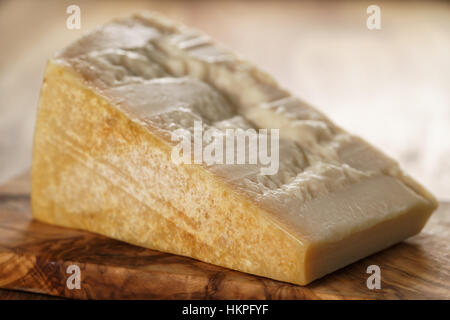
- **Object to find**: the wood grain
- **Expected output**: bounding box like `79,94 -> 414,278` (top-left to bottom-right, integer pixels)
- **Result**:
0,173 -> 448,300
0,289 -> 61,300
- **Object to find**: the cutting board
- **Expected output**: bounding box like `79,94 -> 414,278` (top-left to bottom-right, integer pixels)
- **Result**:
0,172 -> 449,299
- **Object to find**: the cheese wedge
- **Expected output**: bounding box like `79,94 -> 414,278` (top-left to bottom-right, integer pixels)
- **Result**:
31,13 -> 438,285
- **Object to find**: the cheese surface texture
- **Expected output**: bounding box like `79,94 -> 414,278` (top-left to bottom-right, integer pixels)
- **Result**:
31,13 -> 438,285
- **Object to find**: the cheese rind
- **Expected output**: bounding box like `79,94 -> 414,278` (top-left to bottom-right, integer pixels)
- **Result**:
31,13 -> 437,285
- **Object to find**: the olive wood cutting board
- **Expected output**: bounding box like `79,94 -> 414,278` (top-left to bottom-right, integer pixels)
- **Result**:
0,172 -> 448,299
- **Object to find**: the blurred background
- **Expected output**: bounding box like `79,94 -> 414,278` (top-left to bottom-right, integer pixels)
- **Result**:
0,0 -> 449,199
